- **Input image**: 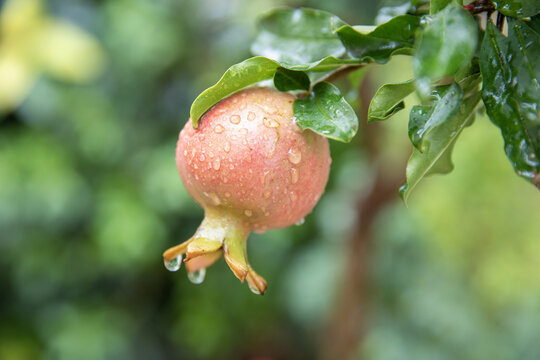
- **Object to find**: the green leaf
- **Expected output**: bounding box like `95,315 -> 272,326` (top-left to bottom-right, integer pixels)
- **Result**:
375,0 -> 414,25
413,3 -> 478,97
293,82 -> 358,142
480,20 -> 540,186
336,15 -> 421,63
492,0 -> 540,18
189,57 -> 281,126
430,0 -> 453,14
273,67 -> 310,91
529,15 -> 540,34
400,90 -> 482,203
251,8 -> 347,66
367,80 -> 415,122
408,82 -> 463,151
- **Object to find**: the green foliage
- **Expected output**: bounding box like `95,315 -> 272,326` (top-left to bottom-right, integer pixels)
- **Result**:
251,8 -> 347,65
293,82 -> 358,142
336,15 -> 421,63
190,1 -> 540,198
413,3 -> 477,97
480,20 -> 540,185
492,0 -> 540,17
368,80 -> 415,122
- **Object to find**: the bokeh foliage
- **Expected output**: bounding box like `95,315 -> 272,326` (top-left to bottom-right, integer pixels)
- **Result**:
1,0 -> 540,359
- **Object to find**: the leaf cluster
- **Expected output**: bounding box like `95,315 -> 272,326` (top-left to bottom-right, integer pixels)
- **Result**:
189,1 -> 540,201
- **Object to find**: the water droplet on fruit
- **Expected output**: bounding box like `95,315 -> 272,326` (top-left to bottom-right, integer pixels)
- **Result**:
247,111 -> 256,121
214,125 -> 225,133
295,218 -> 305,226
229,164 -> 234,170
207,192 -> 221,206
289,192 -> 298,202
230,115 -> 241,124
290,168 -> 299,184
244,209 -> 253,217
187,268 -> 206,284
183,150 -> 188,156
263,117 -> 280,128
224,142 -> 231,152
164,254 -> 182,272
288,148 -> 302,164
199,154 -> 206,161
213,158 -> 221,170
208,151 -> 214,158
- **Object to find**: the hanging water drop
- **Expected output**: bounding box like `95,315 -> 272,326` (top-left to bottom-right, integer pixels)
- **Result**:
248,281 -> 262,295
164,254 -> 182,272
188,268 -> 206,284
295,218 -> 305,226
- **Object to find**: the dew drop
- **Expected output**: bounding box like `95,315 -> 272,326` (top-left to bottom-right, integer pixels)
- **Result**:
229,164 -> 235,170
164,254 -> 182,272
244,209 -> 253,217
247,111 -> 256,121
289,192 -> 298,202
183,150 -> 188,156
295,218 -> 305,226
263,117 -> 280,128
188,268 -> 206,284
224,141 -> 231,152
214,125 -> 225,133
213,158 -> 221,170
208,192 -> 221,206
288,148 -> 302,164
290,168 -> 299,184
230,115 -> 241,124
248,281 -> 262,295
209,151 -> 214,158
199,154 -> 206,161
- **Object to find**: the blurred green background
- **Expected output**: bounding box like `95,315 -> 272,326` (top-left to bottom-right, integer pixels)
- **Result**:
1,0 -> 540,359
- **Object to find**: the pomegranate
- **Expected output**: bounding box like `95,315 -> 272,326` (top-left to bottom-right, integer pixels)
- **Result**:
163,87 -> 331,294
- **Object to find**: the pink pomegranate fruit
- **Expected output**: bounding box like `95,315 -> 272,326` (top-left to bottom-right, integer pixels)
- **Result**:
163,87 -> 331,294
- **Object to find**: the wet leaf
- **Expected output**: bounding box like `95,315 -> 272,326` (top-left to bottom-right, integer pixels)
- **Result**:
189,56 -> 362,125
430,0 -> 454,14
492,0 -> 540,18
414,3 -> 477,97
375,0 -> 415,25
273,67 -> 310,91
336,15 -> 421,63
408,82 -> 463,151
480,20 -> 540,186
367,80 -> 415,122
293,82 -> 358,142
400,90 -> 481,203
190,57 -> 281,126
251,8 -> 347,66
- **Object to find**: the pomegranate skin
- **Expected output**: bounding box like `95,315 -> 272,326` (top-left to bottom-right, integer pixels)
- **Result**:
176,87 -> 331,233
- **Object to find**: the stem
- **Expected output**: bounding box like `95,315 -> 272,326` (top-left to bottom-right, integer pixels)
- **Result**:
463,0 -> 495,15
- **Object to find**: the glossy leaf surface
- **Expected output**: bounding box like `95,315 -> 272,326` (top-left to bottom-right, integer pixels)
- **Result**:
273,67 -> 310,91
336,15 -> 421,63
368,80 -> 415,122
492,0 -> 540,18
480,20 -> 540,186
251,8 -> 347,66
413,3 -> 477,97
408,82 -> 463,151
293,82 -> 358,142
